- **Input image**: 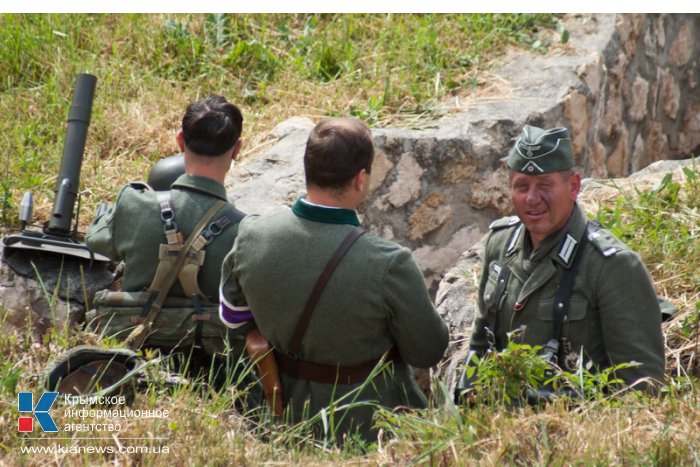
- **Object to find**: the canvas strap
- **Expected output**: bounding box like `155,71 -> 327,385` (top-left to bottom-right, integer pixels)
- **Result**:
125,200 -> 226,351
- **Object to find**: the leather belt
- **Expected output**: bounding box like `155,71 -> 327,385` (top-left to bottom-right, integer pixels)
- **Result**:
274,347 -> 398,385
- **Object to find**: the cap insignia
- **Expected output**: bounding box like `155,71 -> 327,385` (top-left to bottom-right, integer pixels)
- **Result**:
522,144 -> 541,157
521,161 -> 544,173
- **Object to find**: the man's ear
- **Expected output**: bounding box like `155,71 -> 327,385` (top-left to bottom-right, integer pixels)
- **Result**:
354,169 -> 368,193
231,139 -> 243,160
570,171 -> 582,201
176,130 -> 185,152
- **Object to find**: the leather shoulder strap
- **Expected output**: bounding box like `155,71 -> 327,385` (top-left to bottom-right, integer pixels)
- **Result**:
177,204 -> 247,300
287,226 -> 366,357
201,205 -> 246,243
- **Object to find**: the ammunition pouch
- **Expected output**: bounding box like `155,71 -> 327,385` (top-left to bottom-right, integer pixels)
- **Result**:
523,340 -> 582,406
86,290 -> 243,358
524,385 -> 581,406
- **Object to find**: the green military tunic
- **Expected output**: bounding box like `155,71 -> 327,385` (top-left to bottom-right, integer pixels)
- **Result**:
469,203 -> 665,386
220,197 -> 449,441
86,174 -> 242,303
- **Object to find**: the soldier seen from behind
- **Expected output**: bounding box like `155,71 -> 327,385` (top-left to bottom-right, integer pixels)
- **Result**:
85,95 -> 252,387
457,125 -> 665,402
219,117 -> 449,443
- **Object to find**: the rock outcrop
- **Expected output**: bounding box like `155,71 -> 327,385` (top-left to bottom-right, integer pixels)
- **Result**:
226,14 -> 700,291
0,246 -> 113,336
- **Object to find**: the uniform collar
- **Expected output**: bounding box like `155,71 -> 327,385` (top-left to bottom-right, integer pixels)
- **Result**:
171,174 -> 228,201
507,203 -> 588,267
292,197 -> 360,226
552,203 -> 588,268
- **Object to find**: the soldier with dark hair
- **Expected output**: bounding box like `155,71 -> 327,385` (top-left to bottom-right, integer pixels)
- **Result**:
220,117 -> 448,442
86,95 -> 251,381
461,125 -> 665,397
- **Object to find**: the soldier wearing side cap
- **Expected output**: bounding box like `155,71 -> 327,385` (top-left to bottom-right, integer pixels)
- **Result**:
462,125 -> 665,395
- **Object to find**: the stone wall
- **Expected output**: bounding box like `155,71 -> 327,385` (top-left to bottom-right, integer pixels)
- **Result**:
574,14 -> 700,177
229,14 -> 700,291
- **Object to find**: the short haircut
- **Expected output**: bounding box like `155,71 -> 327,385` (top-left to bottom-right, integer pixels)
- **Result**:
181,95 -> 243,157
304,117 -> 374,190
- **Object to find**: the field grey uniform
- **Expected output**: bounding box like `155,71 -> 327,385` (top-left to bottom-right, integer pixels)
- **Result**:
219,198 -> 449,441
470,204 -> 665,385
468,125 -> 665,387
86,173 -> 243,304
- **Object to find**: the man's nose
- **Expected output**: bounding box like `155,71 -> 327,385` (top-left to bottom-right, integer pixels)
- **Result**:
525,188 -> 540,203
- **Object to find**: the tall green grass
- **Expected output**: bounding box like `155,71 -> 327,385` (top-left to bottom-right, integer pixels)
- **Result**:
594,162 -> 700,300
0,13 -> 559,230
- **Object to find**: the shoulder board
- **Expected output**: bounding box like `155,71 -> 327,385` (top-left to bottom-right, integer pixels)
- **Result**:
128,181 -> 153,192
586,224 -> 621,257
489,216 -> 521,231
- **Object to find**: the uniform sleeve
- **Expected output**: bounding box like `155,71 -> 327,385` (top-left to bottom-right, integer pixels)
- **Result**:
218,235 -> 255,330
468,232 -> 495,355
595,249 -> 665,386
383,248 -> 448,368
85,187 -> 126,261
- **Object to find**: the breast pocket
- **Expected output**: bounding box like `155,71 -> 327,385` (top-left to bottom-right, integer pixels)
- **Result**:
537,295 -> 589,345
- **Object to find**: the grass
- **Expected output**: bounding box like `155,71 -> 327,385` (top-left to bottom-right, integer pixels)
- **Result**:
0,13 -> 560,231
1,164 -> 698,465
2,12 -> 699,466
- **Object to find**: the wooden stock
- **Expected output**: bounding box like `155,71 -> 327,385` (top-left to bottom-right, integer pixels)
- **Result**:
245,327 -> 283,417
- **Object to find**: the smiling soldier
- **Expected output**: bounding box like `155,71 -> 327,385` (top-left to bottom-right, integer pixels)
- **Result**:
464,125 -> 665,394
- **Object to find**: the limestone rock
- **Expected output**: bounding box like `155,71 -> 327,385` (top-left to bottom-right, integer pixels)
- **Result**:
0,245 -> 114,335
409,193 -> 453,241
433,235 -> 486,390
383,153 -> 423,208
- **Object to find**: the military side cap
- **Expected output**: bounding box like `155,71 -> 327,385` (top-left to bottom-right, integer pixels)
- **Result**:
506,125 -> 574,174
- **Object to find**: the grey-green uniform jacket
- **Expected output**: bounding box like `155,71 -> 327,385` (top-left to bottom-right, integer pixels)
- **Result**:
469,203 -> 665,386
86,174 -> 241,303
220,198 -> 449,441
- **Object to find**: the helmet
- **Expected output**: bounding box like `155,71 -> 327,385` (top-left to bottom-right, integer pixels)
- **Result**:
147,153 -> 185,191
44,345 -> 145,401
